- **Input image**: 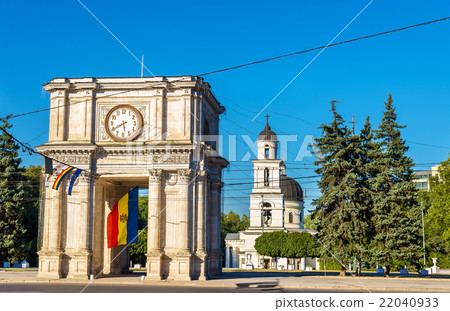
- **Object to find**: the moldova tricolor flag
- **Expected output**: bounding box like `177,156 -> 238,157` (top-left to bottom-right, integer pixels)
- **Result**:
107,186 -> 139,248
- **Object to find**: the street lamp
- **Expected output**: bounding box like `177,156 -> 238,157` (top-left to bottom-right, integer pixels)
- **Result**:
260,195 -> 265,233
421,200 -> 426,268
260,195 -> 265,269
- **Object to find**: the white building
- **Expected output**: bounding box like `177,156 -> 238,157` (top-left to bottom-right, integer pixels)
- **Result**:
413,165 -> 440,191
224,119 -> 318,270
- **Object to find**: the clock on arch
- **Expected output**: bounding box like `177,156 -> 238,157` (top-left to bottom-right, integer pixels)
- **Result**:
105,104 -> 143,142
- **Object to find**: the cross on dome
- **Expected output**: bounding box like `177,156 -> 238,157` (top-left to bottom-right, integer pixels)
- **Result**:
264,113 -> 271,125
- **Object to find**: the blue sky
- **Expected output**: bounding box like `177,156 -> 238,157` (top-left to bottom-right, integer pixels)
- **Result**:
1,0 -> 450,216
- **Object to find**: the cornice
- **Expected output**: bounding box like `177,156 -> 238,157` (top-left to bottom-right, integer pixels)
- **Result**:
36,144 -> 97,155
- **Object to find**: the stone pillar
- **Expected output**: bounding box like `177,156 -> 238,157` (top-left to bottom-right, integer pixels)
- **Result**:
225,247 -> 230,268
67,172 -> 92,279
49,89 -> 67,142
40,184 -> 52,251
174,169 -> 193,280
82,89 -> 95,142
146,169 -> 164,280
232,247 -> 237,268
38,184 -> 63,278
91,180 -> 105,276
209,180 -> 223,276
103,190 -> 113,275
195,170 -> 209,279
300,257 -> 306,270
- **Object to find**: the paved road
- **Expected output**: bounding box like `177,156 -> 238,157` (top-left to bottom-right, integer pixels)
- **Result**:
0,283 -> 423,293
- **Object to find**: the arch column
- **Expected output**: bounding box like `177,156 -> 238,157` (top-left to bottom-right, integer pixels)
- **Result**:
146,169 -> 164,280
195,170 -> 209,279
174,169 -> 193,280
67,172 -> 93,279
38,181 -> 63,278
208,180 -> 223,276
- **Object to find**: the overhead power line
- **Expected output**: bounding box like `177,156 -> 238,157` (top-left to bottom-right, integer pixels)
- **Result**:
0,126 -> 92,175
3,16 -> 450,121
197,16 -> 450,76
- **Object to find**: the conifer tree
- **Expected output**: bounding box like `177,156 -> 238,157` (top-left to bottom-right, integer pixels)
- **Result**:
314,101 -> 370,276
0,117 -> 27,263
370,94 -> 422,276
356,116 -> 379,273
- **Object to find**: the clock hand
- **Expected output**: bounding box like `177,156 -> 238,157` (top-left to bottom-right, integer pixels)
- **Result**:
112,121 -> 127,131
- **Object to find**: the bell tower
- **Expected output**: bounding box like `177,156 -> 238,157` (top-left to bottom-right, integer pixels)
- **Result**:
249,115 -> 285,230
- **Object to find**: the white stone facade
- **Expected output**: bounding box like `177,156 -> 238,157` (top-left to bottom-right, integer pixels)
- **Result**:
225,120 -> 318,270
37,76 -> 228,280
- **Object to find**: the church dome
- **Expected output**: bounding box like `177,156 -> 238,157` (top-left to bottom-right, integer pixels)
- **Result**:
280,175 -> 303,201
258,123 -> 278,141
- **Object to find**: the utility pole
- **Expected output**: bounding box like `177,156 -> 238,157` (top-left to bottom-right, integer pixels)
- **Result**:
260,195 -> 265,234
421,201 -> 426,268
351,115 -> 356,134
260,195 -> 265,269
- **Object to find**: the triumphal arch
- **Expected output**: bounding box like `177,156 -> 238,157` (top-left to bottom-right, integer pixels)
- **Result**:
36,76 -> 228,280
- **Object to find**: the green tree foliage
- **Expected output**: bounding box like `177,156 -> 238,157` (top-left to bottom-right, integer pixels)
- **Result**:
303,213 -> 319,230
422,157 -> 450,268
255,231 -> 316,269
370,94 -> 422,275
221,211 -> 249,253
318,257 -> 345,270
313,101 -> 371,276
283,232 -> 316,259
23,165 -> 41,266
0,118 -> 27,263
221,211 -> 249,238
254,231 -> 288,259
355,116 -> 378,274
312,95 -> 421,276
129,229 -> 147,266
129,195 -> 149,265
137,195 -> 148,230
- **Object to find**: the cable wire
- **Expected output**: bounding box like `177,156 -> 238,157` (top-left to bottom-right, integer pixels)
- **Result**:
198,16 -> 450,76
3,16 -> 449,121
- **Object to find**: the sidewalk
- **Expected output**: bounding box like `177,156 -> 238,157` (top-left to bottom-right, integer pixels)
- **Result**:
1,270 -> 450,292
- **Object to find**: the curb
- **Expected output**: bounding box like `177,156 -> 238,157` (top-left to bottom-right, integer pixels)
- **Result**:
1,279 -> 450,292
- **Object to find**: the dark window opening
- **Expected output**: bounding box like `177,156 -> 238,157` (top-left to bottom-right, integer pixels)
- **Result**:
263,209 -> 272,227
264,168 -> 270,186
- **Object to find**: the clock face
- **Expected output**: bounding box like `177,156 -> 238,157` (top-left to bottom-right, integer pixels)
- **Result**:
105,105 -> 143,142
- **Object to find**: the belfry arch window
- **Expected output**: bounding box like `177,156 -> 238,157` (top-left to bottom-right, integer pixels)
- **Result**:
264,145 -> 270,159
289,212 -> 294,223
262,202 -> 272,227
264,168 -> 270,186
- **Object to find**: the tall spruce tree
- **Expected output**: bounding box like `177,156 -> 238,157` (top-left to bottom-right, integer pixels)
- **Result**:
0,117 -> 27,263
356,116 -> 379,273
314,101 -> 370,276
370,94 -> 422,276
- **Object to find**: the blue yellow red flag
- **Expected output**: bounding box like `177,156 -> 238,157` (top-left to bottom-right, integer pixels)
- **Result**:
107,187 -> 139,248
